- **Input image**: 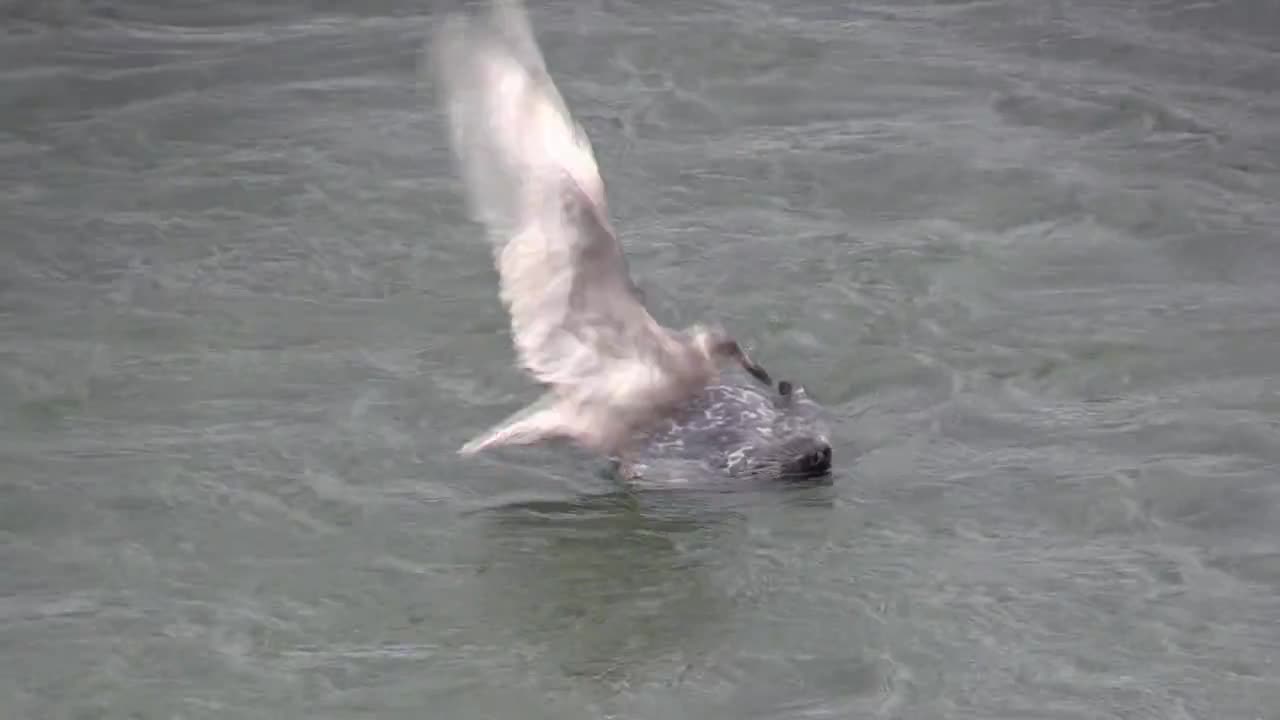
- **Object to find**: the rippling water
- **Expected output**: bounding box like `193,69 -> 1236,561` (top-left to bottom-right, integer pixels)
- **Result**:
3,0 -> 1280,717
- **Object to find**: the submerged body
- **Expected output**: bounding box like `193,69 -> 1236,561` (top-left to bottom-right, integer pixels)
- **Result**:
615,377 -> 833,487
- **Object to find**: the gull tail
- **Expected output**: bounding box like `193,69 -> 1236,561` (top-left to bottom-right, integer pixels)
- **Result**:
458,393 -> 571,455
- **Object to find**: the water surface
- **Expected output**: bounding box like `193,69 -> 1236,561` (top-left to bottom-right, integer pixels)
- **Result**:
3,0 -> 1280,718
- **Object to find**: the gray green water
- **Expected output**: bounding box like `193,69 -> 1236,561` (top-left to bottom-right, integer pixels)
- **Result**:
3,1 -> 1280,718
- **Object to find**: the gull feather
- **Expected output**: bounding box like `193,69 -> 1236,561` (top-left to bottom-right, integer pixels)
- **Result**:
433,0 -> 755,456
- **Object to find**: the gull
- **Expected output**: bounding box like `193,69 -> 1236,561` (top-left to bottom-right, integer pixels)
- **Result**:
432,0 -> 772,458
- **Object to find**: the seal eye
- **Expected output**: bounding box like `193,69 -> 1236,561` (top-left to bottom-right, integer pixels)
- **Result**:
778,381 -> 793,396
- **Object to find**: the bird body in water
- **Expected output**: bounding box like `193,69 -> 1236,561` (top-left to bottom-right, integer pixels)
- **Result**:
433,0 -> 776,460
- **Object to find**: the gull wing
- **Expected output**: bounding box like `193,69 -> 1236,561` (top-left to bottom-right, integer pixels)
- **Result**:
433,1 -> 688,421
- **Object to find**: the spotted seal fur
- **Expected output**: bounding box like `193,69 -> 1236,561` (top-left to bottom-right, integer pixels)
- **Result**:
613,376 -> 833,487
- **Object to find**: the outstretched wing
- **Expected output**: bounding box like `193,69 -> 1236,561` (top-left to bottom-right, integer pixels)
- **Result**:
433,0 -> 677,396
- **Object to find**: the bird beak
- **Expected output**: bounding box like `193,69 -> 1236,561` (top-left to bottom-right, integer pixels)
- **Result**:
739,351 -> 773,387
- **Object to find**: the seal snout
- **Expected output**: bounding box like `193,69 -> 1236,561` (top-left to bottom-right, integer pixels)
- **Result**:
779,437 -> 833,479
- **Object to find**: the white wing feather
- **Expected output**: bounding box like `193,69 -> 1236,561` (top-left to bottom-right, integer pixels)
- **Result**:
433,0 -> 705,453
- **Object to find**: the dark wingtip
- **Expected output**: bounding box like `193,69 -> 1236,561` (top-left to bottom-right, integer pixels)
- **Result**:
745,362 -> 772,387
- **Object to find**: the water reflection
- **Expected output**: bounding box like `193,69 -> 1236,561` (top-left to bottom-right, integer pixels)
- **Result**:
455,478 -> 836,691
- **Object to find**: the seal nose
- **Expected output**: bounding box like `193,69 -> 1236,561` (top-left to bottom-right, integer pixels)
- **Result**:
781,438 -> 833,478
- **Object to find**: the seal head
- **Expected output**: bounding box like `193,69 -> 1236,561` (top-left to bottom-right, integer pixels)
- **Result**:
615,376 -> 833,487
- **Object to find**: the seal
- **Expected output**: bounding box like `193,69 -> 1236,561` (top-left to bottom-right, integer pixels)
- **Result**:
613,375 -> 833,487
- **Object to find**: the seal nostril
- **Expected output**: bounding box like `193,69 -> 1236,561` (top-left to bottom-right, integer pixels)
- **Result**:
788,440 -> 829,474
807,444 -> 832,473
779,439 -> 834,479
